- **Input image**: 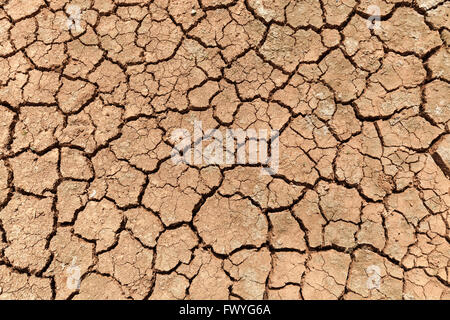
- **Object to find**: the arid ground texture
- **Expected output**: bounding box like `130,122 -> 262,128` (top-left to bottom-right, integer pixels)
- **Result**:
0,0 -> 449,300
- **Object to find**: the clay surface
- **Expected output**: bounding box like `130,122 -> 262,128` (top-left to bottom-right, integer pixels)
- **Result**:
0,0 -> 448,300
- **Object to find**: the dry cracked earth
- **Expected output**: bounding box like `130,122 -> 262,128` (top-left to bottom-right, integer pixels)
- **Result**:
0,0 -> 449,300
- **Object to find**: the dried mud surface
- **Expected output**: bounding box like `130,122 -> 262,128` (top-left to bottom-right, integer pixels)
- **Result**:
0,0 -> 449,300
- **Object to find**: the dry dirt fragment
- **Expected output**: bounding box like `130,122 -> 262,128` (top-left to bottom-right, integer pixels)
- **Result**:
74,199 -> 123,252
269,252 -> 306,288
56,180 -> 88,223
0,106 -> 14,151
356,204 -> 386,250
355,85 -> 421,118
187,249 -> 232,300
268,285 -> 302,300
319,49 -> 367,103
88,60 -> 126,93
286,0 -> 323,28
386,187 -> 430,226
138,11 -> 183,63
0,265 -> 52,300
375,7 -> 442,56
377,106 -> 443,150
194,194 -> 268,255
150,273 -> 189,300
302,250 -> 351,300
322,0 -> 356,26
155,225 -> 198,272
10,149 -> 59,195
224,248 -> 271,300
60,148 -> 93,180
428,47 -> 450,81
318,182 -> 362,223
111,118 -> 171,172
342,15 -> 384,72
432,135 -> 450,175
324,221 -> 358,249
46,227 -> 95,300
347,249 -> 403,300
124,207 -> 163,248
142,162 -> 218,226
4,0 -> 44,21
383,211 -> 416,261
225,50 -> 288,100
292,190 -> 326,248
247,0 -> 290,23
424,80 -> 450,128
189,4 -> 265,62
220,167 -> 304,210
0,160 -> 10,205
260,25 -> 326,72
268,211 -> 306,251
97,231 -> 154,299
57,79 -> 96,114
75,273 -> 127,300
92,149 -> 146,208
23,70 -> 60,104
11,106 -> 64,153
59,100 -> 123,154
404,269 -> 450,300
403,232 -> 449,282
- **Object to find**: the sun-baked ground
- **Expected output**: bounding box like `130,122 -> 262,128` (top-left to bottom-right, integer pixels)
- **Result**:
0,0 -> 448,300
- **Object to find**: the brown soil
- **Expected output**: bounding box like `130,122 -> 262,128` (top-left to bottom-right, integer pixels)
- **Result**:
0,0 -> 448,300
